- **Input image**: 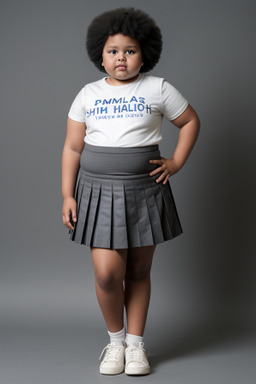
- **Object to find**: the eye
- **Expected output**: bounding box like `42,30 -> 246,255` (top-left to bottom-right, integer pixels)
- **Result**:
126,50 -> 135,55
109,49 -> 118,55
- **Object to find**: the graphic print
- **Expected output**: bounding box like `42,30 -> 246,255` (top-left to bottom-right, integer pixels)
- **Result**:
86,95 -> 152,120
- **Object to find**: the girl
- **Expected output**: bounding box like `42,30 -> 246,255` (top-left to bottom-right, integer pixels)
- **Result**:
62,8 -> 200,376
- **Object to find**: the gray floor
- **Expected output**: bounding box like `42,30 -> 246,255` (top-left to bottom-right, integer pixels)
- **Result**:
1,325 -> 255,384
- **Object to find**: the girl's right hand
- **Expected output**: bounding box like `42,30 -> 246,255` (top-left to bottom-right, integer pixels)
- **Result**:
62,197 -> 77,230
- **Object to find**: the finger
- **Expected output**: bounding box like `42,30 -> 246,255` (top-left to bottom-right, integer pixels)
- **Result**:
63,214 -> 69,226
62,213 -> 68,226
71,209 -> 77,223
63,213 -> 74,230
163,174 -> 170,185
67,219 -> 75,230
156,170 -> 168,183
149,166 -> 163,176
149,159 -> 163,165
68,212 -> 75,230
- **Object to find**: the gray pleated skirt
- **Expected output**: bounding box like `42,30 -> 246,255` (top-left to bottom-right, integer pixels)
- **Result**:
69,142 -> 182,249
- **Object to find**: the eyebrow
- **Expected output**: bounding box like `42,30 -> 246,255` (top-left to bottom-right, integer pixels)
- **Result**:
105,45 -> 138,49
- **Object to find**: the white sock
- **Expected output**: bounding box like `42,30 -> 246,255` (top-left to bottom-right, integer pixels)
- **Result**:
108,327 -> 126,346
125,333 -> 144,348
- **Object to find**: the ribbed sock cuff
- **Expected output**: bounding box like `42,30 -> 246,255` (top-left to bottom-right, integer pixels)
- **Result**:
108,327 -> 126,345
125,333 -> 143,348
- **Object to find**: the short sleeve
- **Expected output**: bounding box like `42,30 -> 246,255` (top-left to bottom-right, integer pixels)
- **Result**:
68,88 -> 86,122
161,80 -> 189,121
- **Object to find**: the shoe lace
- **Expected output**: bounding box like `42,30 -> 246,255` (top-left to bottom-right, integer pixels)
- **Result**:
127,343 -> 145,362
99,344 -> 124,361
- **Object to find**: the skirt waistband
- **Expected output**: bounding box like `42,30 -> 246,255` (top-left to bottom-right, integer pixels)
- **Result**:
83,142 -> 159,154
80,142 -> 161,177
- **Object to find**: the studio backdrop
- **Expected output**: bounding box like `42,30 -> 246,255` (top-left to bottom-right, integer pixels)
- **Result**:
0,0 -> 255,335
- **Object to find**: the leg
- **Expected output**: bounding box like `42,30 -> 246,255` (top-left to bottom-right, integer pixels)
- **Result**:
125,245 -> 156,336
90,246 -> 128,332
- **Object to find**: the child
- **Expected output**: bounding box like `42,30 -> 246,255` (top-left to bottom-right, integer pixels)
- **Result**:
62,7 -> 200,376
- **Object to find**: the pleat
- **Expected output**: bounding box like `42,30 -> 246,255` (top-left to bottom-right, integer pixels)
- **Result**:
159,181 -> 182,238
76,182 -> 85,217
72,183 -> 92,243
133,180 -> 154,247
92,180 -> 113,248
73,169 -> 81,199
151,184 -> 171,239
144,184 -> 165,244
112,181 -> 128,249
69,181 -> 86,240
69,170 -> 182,249
124,182 -> 141,247
84,179 -> 101,245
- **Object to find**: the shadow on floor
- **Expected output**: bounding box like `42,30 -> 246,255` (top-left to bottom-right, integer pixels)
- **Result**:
148,323 -> 251,372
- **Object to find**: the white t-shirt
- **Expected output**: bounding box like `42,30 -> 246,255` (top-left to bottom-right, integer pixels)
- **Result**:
68,74 -> 189,147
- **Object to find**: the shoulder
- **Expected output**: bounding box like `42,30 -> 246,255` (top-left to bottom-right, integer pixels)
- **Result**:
76,78 -> 106,96
141,74 -> 183,91
140,74 -> 164,85
138,74 -> 165,96
84,77 -> 106,91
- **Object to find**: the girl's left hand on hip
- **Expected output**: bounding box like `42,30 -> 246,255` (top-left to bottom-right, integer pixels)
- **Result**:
149,157 -> 180,184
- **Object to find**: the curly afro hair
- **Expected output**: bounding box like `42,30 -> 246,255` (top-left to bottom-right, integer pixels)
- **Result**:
86,8 -> 163,73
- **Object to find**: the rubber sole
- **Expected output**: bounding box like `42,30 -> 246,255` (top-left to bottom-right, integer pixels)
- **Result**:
125,366 -> 150,375
100,367 -> 124,375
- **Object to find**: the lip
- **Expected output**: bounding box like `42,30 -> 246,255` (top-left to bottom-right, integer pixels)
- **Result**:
116,65 -> 127,70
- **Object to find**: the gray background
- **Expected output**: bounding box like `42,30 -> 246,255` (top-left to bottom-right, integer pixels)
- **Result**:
1,0 -> 256,383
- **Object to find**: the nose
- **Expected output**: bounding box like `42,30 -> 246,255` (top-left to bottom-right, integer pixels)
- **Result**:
118,51 -> 126,62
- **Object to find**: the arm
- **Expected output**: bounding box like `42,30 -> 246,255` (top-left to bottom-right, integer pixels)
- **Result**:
149,104 -> 200,184
62,117 -> 86,229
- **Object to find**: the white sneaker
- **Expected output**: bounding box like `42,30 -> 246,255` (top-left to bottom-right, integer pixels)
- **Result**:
125,342 -> 150,375
99,343 -> 125,375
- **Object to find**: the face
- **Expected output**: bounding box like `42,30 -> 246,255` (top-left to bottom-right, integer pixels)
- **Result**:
102,34 -> 144,86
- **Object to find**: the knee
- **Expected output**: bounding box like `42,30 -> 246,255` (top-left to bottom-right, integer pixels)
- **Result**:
95,270 -> 123,292
125,264 -> 151,281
